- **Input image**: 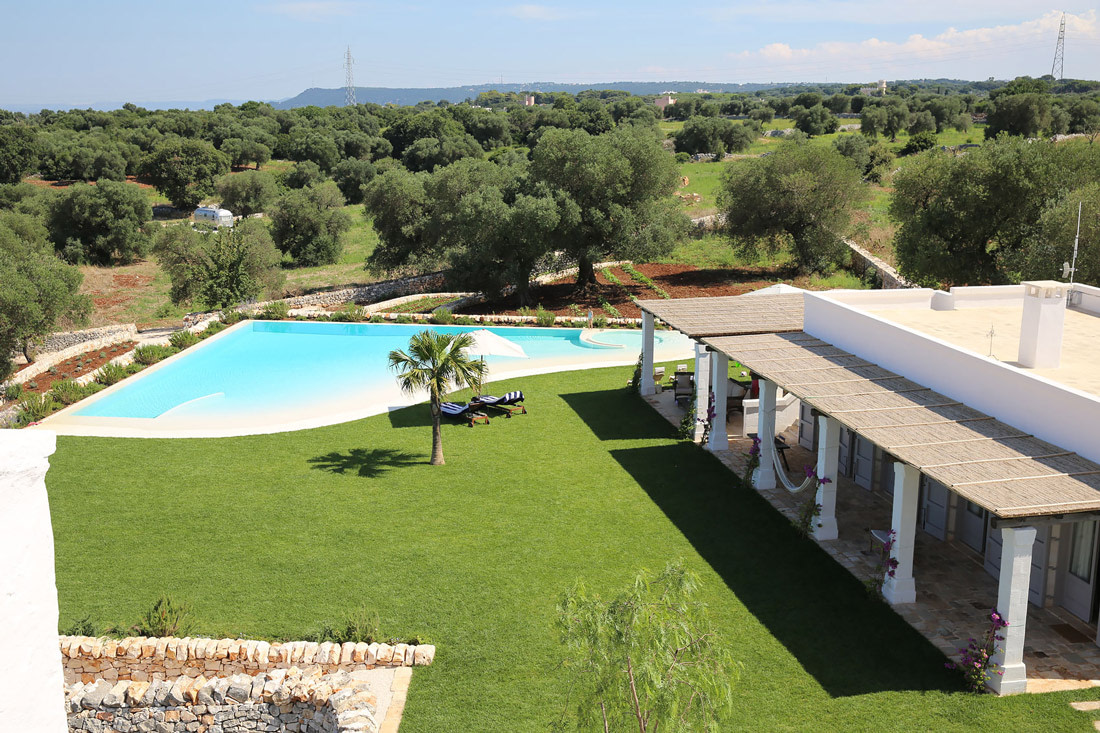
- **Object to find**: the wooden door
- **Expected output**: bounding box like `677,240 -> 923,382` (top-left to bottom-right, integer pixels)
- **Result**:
960,500 -> 987,554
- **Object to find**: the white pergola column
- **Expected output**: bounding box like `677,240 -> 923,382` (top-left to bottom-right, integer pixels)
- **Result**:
753,379 -> 777,490
706,351 -> 729,451
640,311 -> 656,396
1,431 -> 67,733
693,342 -> 710,442
813,415 -> 841,541
883,462 -> 920,604
988,525 -> 1036,695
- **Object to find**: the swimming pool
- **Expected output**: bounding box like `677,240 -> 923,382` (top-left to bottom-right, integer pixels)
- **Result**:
44,321 -> 692,437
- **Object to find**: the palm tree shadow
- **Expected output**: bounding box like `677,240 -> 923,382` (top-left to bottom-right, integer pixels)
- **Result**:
308,448 -> 425,477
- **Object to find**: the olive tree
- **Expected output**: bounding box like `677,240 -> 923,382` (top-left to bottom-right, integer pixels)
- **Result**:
719,141 -> 865,274
47,179 -> 151,264
153,219 -> 285,309
269,181 -> 351,266
0,212 -> 89,373
142,138 -> 229,210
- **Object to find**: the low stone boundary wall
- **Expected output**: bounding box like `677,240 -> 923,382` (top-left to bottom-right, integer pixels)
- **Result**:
4,325 -> 138,388
844,239 -> 913,290
61,635 -> 435,684
66,667 -> 377,733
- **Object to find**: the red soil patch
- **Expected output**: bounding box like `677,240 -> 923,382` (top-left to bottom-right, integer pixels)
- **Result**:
24,175 -> 153,190
17,341 -> 136,395
463,263 -> 792,319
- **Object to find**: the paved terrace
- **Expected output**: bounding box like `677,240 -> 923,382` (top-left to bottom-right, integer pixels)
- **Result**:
645,389 -> 1100,694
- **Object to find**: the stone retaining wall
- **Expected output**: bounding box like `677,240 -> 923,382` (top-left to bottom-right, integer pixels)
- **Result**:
40,325 -> 138,355
61,636 -> 434,685
3,325 -> 138,388
66,667 -> 376,733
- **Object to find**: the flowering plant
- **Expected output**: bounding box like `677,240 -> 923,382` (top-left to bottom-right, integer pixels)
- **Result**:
792,465 -> 830,536
864,530 -> 900,599
946,608 -> 1009,693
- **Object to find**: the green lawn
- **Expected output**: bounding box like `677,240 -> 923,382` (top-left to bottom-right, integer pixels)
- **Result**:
46,364 -> 1095,730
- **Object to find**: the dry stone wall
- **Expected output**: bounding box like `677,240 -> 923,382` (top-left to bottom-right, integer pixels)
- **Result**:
60,636 -> 434,733
61,636 -> 434,684
66,667 -> 375,733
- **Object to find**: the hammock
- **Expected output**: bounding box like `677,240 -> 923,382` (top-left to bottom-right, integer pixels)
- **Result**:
771,446 -> 818,494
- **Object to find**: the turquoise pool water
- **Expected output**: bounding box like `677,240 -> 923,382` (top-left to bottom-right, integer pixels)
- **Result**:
73,321 -> 688,422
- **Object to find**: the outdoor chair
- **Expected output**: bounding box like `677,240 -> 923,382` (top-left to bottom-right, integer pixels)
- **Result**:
653,367 -> 666,387
726,380 -> 747,419
473,391 -> 527,416
672,372 -> 694,405
440,401 -> 490,426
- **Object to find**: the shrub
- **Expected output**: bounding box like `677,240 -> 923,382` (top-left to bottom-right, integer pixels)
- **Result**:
429,308 -> 455,325
535,305 -> 556,327
133,345 -> 178,366
394,315 -> 413,324
517,306 -> 534,318
369,314 -> 385,324
260,301 -> 290,320
4,382 -> 24,401
131,595 -> 197,638
16,393 -> 59,426
95,362 -> 130,386
454,315 -> 475,326
61,613 -> 97,637
593,315 -> 608,328
49,379 -> 86,406
220,309 -> 246,326
168,330 -> 200,349
199,321 -> 226,338
900,131 -> 938,156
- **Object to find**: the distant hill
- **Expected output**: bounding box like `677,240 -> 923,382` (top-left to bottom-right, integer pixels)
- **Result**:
276,81 -> 801,108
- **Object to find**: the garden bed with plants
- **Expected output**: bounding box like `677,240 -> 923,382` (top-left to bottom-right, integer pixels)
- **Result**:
11,341 -> 137,395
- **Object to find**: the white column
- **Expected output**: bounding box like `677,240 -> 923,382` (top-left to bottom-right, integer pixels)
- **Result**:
883,462 -> 920,604
813,415 -> 840,541
706,351 -> 729,451
989,525 -> 1036,695
753,379 -> 777,490
693,342 -> 710,442
640,311 -> 656,396
0,430 -> 67,733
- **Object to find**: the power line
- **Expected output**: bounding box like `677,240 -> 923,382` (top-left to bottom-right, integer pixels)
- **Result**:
344,46 -> 356,106
1052,11 -> 1065,80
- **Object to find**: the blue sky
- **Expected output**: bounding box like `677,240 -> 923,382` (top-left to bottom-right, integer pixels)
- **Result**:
1,2 -> 1098,107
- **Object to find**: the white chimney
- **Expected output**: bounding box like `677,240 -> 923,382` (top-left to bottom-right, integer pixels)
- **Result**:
1017,280 -> 1071,368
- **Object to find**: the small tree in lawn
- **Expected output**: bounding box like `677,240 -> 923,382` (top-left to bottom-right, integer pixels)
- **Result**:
556,560 -> 737,732
388,330 -> 487,466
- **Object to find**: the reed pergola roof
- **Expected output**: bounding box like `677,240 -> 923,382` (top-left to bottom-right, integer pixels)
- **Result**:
702,331 -> 1100,520
638,293 -> 804,338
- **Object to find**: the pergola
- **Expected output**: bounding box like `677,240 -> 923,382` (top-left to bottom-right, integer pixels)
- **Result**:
638,291 -> 1100,694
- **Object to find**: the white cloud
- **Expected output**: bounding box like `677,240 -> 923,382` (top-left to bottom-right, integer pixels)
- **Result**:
700,1 -> 1069,26
504,4 -> 572,21
721,11 -> 1099,79
264,2 -> 357,21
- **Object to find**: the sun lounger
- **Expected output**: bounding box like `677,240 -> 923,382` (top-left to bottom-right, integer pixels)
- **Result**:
473,391 -> 526,416
440,401 -> 489,426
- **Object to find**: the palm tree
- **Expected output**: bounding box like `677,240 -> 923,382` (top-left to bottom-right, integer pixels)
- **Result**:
388,329 -> 487,466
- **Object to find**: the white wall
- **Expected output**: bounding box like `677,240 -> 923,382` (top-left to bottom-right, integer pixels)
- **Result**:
0,431 -> 66,732
743,393 -> 800,436
819,288 -> 936,309
1072,283 -> 1100,317
803,294 -> 1100,465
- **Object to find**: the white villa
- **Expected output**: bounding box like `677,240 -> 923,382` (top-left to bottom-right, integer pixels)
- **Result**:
638,281 -> 1100,694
